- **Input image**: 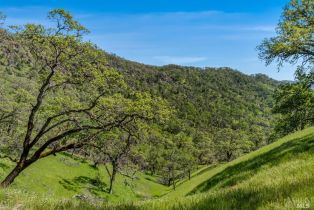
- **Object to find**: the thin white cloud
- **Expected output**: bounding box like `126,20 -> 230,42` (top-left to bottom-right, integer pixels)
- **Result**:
198,24 -> 275,32
139,10 -> 224,19
242,25 -> 275,32
153,56 -> 207,65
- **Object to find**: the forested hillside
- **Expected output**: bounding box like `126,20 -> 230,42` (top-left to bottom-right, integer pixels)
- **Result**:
106,54 -> 280,148
0,9 -> 281,191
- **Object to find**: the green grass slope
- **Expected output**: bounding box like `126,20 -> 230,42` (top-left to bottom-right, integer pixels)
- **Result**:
0,127 -> 313,210
166,126 -> 314,199
0,153 -> 170,204
137,126 -> 314,210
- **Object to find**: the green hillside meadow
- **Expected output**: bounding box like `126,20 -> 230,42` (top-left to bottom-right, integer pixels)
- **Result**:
0,127 -> 313,210
0,2 -> 313,209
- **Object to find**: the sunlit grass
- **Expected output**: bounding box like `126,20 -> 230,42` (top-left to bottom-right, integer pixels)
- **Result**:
0,127 -> 313,209
0,153 -> 169,204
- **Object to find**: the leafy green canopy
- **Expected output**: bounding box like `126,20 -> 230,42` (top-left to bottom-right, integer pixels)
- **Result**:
0,9 -> 171,187
258,0 -> 314,135
258,0 -> 314,70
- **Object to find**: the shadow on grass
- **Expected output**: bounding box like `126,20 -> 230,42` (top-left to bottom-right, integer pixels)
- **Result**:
59,153 -> 100,171
0,162 -> 9,170
184,175 -> 314,210
188,132 -> 314,195
59,176 -> 107,196
145,176 -> 155,182
192,165 -> 218,178
60,152 -> 88,164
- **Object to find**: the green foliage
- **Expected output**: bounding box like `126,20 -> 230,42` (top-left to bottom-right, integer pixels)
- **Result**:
258,0 -> 314,68
106,55 -> 279,161
47,9 -> 89,36
140,126 -> 198,188
213,128 -> 253,161
192,131 -> 215,164
258,0 -> 314,137
273,78 -> 314,134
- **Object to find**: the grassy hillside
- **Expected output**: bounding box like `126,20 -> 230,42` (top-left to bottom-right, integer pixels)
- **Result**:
0,127 -> 313,209
165,126 -> 314,199
0,154 -> 172,204
0,153 -> 210,204
142,127 -> 314,210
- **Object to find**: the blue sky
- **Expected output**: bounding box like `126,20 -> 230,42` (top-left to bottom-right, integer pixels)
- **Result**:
0,0 -> 296,80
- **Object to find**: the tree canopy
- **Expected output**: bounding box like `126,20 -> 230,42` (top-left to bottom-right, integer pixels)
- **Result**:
258,0 -> 314,135
258,0 -> 314,71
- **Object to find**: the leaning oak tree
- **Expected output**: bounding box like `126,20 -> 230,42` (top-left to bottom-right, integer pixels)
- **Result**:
0,9 -> 157,187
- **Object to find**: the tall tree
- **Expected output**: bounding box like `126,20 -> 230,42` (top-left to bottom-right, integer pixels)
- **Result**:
157,131 -> 196,190
193,131 -> 215,164
273,74 -> 314,134
87,95 -> 170,194
90,130 -> 136,194
214,128 -> 252,161
258,0 -> 314,134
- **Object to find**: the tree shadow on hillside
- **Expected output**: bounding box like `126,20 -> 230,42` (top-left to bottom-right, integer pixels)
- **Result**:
188,133 -> 314,195
59,152 -> 87,164
0,162 -> 9,170
192,165 -> 218,178
144,176 -> 159,183
59,176 -> 107,196
58,153 -> 100,171
185,175 -> 314,210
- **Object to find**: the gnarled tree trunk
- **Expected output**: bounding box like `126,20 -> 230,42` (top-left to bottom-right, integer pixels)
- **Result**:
1,161 -> 28,187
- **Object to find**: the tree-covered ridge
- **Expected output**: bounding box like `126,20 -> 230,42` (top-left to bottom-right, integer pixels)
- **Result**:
106,53 -> 280,141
